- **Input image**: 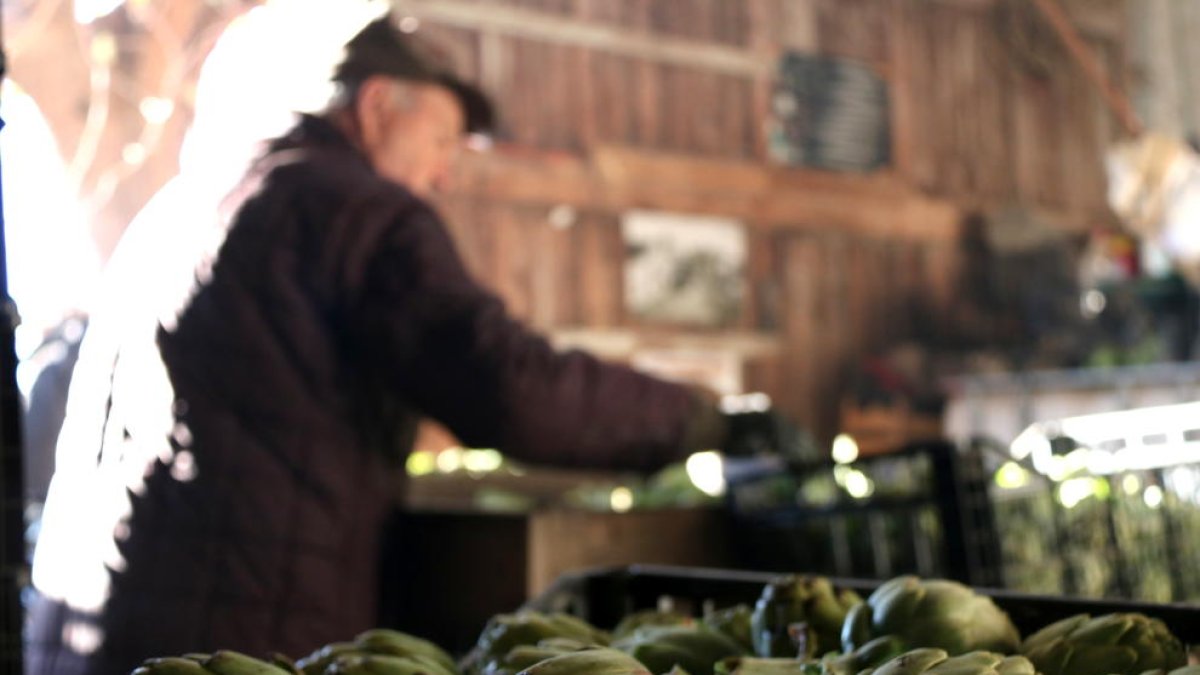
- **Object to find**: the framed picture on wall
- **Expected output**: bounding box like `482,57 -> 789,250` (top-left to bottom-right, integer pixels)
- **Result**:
621,209 -> 746,328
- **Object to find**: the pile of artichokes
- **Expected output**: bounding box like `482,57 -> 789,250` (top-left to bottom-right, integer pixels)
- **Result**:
130,574 -> 1193,675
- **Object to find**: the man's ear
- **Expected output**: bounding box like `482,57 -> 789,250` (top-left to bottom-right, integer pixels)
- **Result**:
354,76 -> 398,149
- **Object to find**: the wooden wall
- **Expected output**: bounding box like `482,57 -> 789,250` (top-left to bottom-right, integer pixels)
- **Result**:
7,0 -> 1128,444
404,0 -> 1127,440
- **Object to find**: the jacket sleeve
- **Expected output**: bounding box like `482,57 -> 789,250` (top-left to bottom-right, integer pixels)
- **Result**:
344,198 -> 724,472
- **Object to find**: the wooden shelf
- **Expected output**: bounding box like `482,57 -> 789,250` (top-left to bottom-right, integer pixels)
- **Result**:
549,326 -> 782,360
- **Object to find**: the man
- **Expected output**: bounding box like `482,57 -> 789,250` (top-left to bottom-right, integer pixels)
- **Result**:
27,14 -> 742,674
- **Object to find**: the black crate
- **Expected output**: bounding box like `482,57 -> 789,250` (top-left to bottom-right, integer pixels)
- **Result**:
724,440 -> 1004,588
524,564 -> 1200,645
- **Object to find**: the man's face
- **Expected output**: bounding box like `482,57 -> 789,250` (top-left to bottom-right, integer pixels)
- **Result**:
359,78 -> 466,196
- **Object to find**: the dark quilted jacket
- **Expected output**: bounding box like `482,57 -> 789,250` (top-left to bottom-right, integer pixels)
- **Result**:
27,116 -> 706,674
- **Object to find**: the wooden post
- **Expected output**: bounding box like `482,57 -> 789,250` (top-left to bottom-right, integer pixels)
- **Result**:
1029,0 -> 1142,137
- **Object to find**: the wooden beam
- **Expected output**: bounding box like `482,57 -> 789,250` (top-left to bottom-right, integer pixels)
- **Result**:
454,144 -> 962,242
391,0 -> 771,77
550,327 -> 782,360
929,0 -> 1123,38
1030,0 -> 1143,136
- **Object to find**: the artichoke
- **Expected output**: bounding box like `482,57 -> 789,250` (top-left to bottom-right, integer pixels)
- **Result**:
296,642 -> 356,674
481,639 -> 594,675
327,654 -> 457,675
841,577 -> 1019,656
294,629 -> 457,675
1138,668 -> 1200,675
515,647 -> 651,675
821,636 -> 907,675
463,612 -> 610,675
751,576 -> 862,658
861,649 -> 1036,675
615,624 -> 747,675
705,605 -> 755,654
134,651 -> 299,675
614,610 -> 695,639
714,657 -> 818,675
1019,614 -> 1186,675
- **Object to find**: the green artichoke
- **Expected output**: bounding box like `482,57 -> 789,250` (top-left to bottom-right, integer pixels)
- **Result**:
820,636 -> 907,675
751,576 -> 862,658
463,612 -> 610,675
614,624 -> 747,675
714,656 -> 819,675
705,605 -> 755,654
1019,614 -> 1186,675
134,651 -> 298,675
614,610 -> 695,639
841,577 -> 1019,656
861,649 -> 1036,675
293,629 -> 458,675
481,639 -> 593,675
515,648 -> 651,675
714,637 -> 908,675
326,653 -> 457,675
1138,668 -> 1200,675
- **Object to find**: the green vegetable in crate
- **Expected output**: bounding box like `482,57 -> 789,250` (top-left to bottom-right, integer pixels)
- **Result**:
481,639 -> 594,675
717,636 -> 906,675
820,636 -> 907,675
326,653 -> 456,675
295,643 -> 360,675
859,649 -> 1036,675
704,605 -> 755,654
614,610 -> 695,639
355,629 -> 458,674
1018,613 -> 1186,675
514,647 -> 652,675
294,629 -> 458,675
841,577 -> 1019,656
714,657 -> 817,675
751,575 -> 862,658
463,612 -> 610,675
614,624 -> 747,675
132,657 -> 210,675
133,651 -> 294,675
1138,667 -> 1200,675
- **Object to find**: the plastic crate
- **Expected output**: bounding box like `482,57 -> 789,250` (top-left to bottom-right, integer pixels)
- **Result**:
723,440 -> 1004,588
524,564 -> 1200,645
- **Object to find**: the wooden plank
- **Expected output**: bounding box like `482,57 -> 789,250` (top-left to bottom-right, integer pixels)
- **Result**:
549,327 -> 782,360
576,210 -> 623,328
633,59 -> 662,149
743,228 -> 776,332
547,210 -> 581,327
527,508 -> 731,596
898,0 -> 940,192
591,53 -> 635,146
886,0 -> 917,180
492,205 -> 535,319
815,0 -> 892,66
743,355 -> 785,406
1030,0 -> 1142,136
780,235 -> 822,432
573,40 -> 598,150
844,239 -> 871,364
976,12 -> 1017,203
746,0 -> 780,162
453,143 -> 962,241
394,0 -> 772,77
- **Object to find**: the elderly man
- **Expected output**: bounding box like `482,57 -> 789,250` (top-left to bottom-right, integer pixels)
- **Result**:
26,13 -> 747,674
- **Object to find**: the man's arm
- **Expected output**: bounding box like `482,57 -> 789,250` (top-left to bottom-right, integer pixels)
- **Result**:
347,202 -> 725,472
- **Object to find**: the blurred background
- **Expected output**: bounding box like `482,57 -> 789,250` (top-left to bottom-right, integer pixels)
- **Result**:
5,0 -> 1200,648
